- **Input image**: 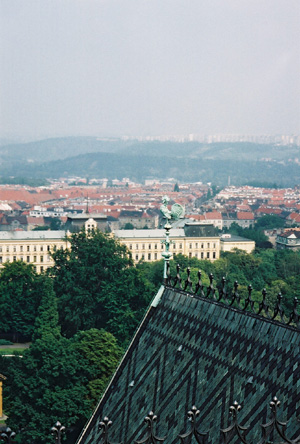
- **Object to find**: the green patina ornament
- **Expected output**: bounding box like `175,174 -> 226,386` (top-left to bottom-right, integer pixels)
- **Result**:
160,196 -> 185,282
160,195 -> 185,221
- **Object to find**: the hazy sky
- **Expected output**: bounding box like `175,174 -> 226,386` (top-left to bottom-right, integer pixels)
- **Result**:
1,0 -> 300,139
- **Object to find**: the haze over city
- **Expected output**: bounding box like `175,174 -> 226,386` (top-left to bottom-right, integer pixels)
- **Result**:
1,0 -> 300,141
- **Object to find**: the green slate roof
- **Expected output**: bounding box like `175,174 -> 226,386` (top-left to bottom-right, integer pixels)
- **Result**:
77,286 -> 300,444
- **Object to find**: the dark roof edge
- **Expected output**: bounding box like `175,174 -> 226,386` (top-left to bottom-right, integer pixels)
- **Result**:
165,284 -> 299,332
165,264 -> 299,331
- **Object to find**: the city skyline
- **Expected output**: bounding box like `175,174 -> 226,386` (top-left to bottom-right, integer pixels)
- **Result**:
2,133 -> 299,147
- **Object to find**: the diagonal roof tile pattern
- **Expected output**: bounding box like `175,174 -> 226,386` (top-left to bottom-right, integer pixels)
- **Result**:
77,285 -> 300,444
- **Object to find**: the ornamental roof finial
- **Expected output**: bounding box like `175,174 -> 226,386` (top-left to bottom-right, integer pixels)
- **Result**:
160,196 -> 185,285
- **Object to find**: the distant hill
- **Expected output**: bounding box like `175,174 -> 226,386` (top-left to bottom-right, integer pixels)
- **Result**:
125,140 -> 300,162
1,137 -> 299,162
0,137 -> 299,186
1,151 -> 300,187
0,137 -> 129,163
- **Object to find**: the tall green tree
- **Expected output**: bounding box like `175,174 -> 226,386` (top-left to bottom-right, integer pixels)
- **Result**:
73,328 -> 121,406
6,280 -> 90,444
0,261 -> 44,340
50,229 -> 152,344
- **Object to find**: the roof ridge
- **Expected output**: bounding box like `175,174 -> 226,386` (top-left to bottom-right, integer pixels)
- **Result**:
165,264 -> 300,331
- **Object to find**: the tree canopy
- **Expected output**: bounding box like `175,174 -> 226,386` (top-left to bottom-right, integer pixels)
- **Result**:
3,283 -> 122,443
225,222 -> 273,249
50,229 -> 152,344
123,222 -> 134,229
0,261 -> 47,340
255,214 -> 285,229
5,283 -> 90,444
73,328 -> 121,406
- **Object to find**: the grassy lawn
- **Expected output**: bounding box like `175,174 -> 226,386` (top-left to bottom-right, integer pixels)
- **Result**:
0,348 -> 25,355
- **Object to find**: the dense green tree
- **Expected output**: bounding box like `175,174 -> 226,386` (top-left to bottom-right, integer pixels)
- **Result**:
50,229 -> 152,344
206,189 -> 212,200
123,222 -> 134,229
255,214 -> 285,229
211,185 -> 220,197
0,262 -> 45,340
137,259 -> 164,289
173,183 -> 180,192
221,250 -> 262,283
274,249 -> 300,280
137,255 -> 212,291
33,277 -> 61,340
254,249 -> 277,284
73,328 -> 121,406
226,223 -> 273,249
5,283 -> 90,444
50,217 -> 64,230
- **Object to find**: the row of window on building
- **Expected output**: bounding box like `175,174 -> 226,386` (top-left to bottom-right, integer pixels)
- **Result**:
0,255 -> 52,264
0,244 -> 54,253
128,242 -> 217,250
134,251 -> 217,262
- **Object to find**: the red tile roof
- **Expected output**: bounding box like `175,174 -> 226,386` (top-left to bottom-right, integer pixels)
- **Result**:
256,207 -> 282,215
237,204 -> 251,211
186,214 -> 206,221
205,211 -> 222,220
237,212 -> 254,220
27,216 -> 45,225
288,212 -> 300,222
